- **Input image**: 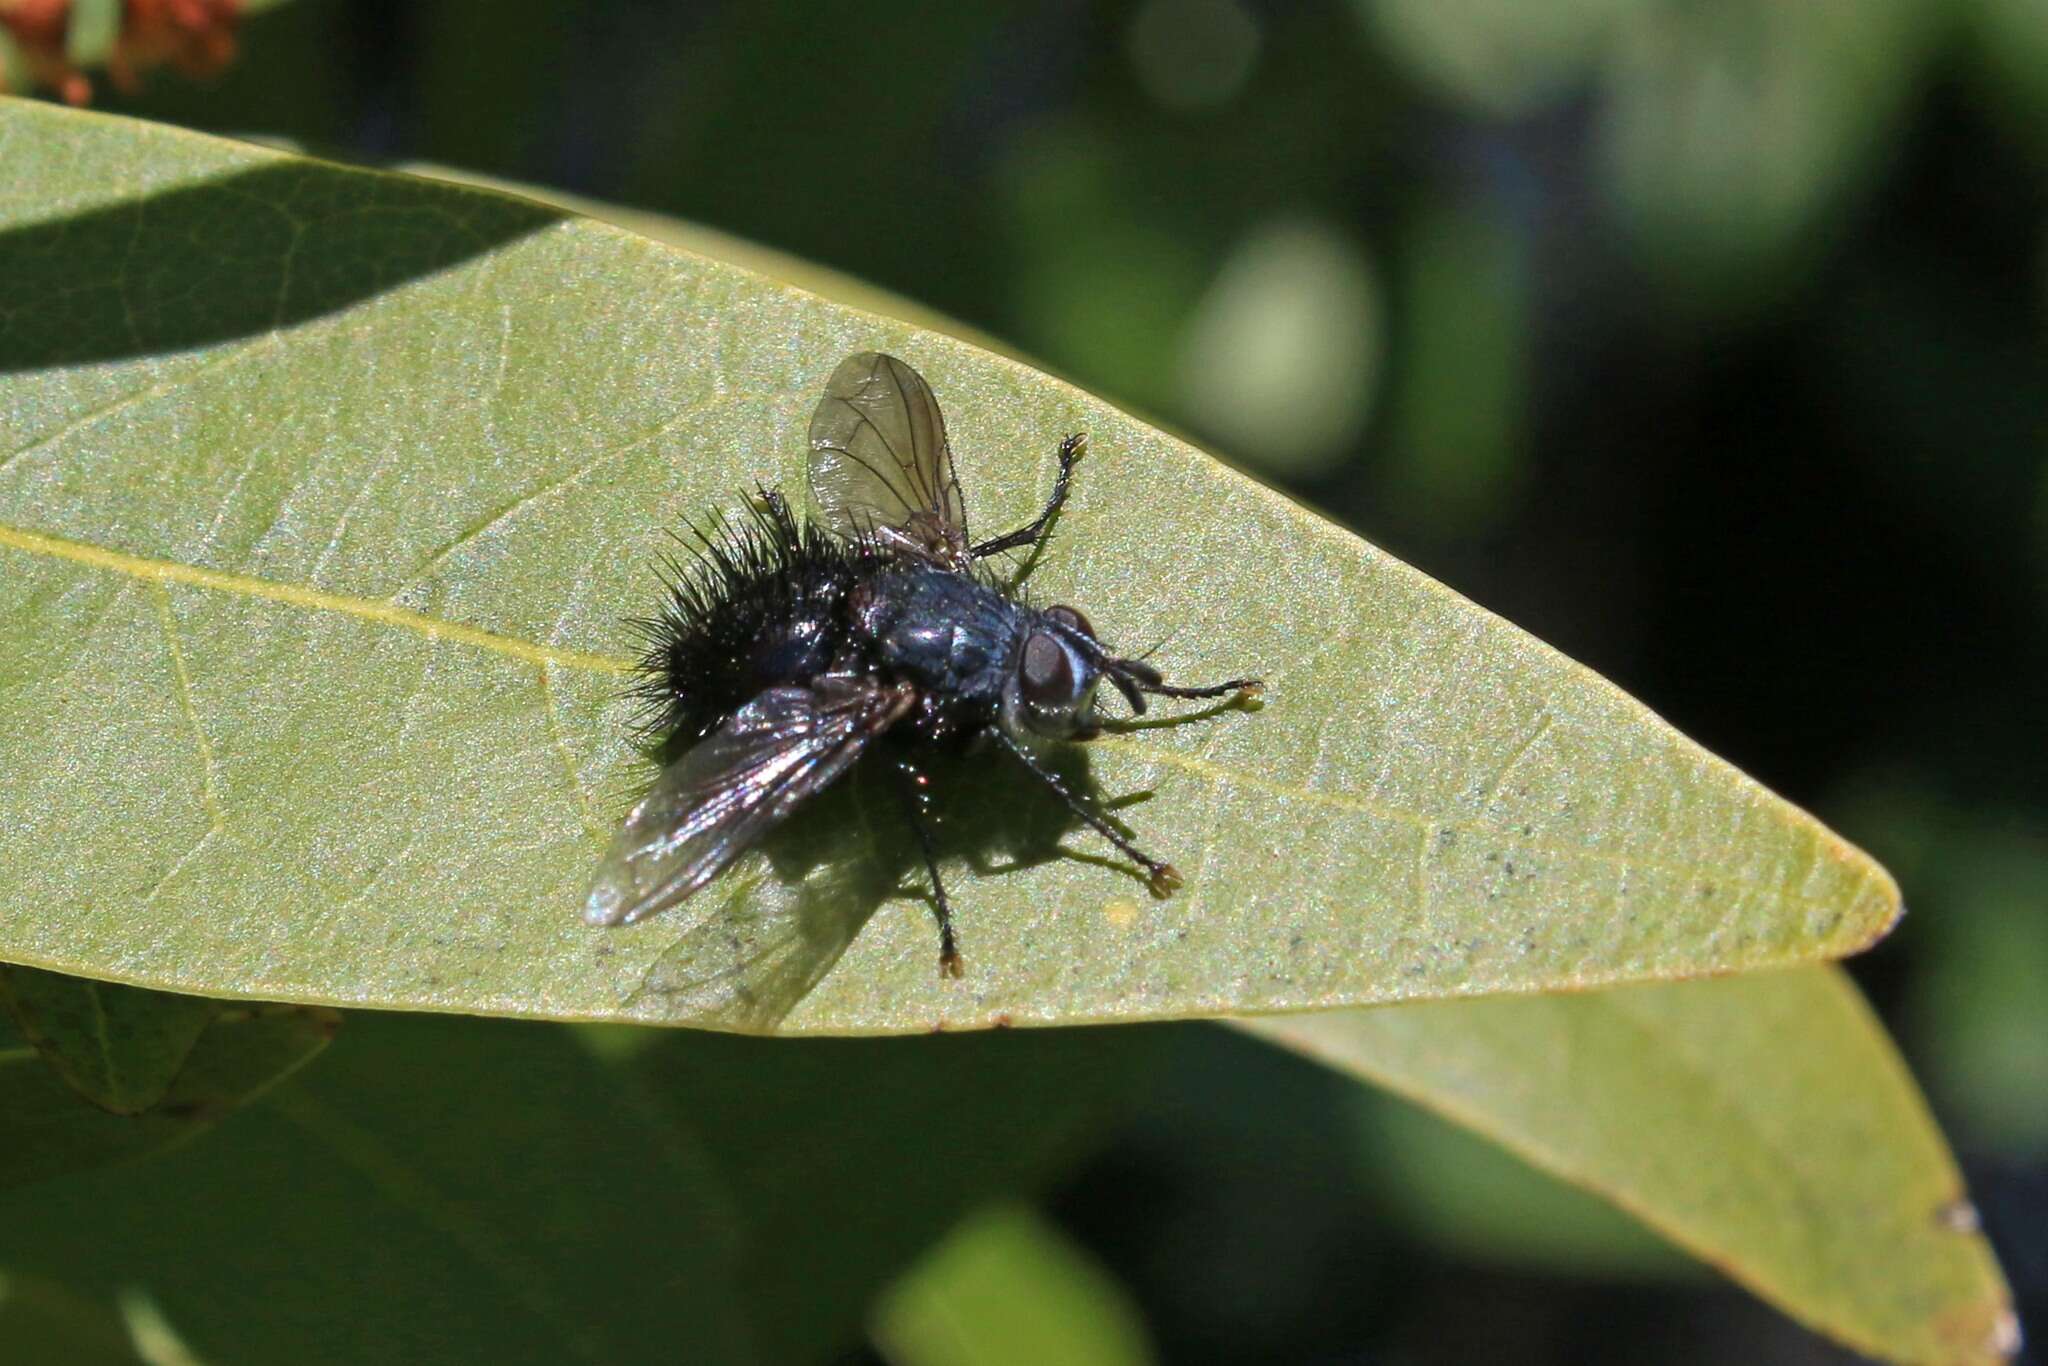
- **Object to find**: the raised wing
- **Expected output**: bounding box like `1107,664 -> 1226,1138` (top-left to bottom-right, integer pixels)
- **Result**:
807,351 -> 970,563
584,676 -> 915,927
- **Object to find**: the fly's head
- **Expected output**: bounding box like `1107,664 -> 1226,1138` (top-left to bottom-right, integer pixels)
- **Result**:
1001,604 -> 1109,742
999,600 -> 1261,746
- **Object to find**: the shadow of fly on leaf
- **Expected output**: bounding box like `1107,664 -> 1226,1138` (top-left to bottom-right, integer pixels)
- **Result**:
588,351 -> 1263,992
620,744 -> 1121,1030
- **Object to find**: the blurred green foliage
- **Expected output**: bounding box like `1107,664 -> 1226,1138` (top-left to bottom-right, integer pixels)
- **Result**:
0,1013 -> 1159,1364
874,1205 -> 1156,1366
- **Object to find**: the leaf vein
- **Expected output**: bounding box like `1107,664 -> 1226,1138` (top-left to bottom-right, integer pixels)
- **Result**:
391,392 -> 724,595
540,661 -> 607,841
0,519 -> 633,675
0,334 -> 278,480
153,580 -> 226,833
310,440 -> 396,582
1479,710 -> 1556,806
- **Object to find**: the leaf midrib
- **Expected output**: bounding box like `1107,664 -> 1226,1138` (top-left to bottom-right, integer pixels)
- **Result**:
0,518 -> 630,674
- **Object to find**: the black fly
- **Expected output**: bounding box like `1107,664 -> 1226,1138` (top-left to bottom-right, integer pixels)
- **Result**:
584,352 -> 1262,978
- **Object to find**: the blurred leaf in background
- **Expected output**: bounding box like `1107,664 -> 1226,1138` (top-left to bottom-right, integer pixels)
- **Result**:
0,1012 -> 1157,1366
996,119 -> 1211,411
1359,0 -> 1640,118
1911,826 -> 2048,1157
1349,1089 -> 1698,1281
0,968 -> 336,1189
1175,213 -> 1382,479
1,968 -> 217,1114
1837,778 -> 2048,1159
1125,0 -> 1260,114
873,1204 -> 1156,1366
1377,195 -> 1530,537
0,1274 -> 148,1366
1598,0 -> 1942,309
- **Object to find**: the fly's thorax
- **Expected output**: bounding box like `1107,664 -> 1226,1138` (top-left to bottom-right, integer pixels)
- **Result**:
852,566 -> 1028,706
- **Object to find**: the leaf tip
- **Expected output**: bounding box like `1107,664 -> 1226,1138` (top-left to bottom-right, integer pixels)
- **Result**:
1835,838 -> 1906,956
1788,822 -> 1905,961
1930,1295 -> 2024,1365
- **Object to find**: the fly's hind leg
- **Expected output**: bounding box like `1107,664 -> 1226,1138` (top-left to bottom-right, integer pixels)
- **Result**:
970,432 -> 1086,562
894,755 -> 963,979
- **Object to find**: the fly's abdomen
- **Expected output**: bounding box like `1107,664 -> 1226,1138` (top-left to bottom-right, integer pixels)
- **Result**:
639,501 -> 862,741
744,611 -> 839,691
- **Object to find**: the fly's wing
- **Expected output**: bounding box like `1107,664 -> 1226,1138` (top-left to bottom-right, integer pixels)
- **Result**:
807,351 -> 970,562
583,677 -> 914,927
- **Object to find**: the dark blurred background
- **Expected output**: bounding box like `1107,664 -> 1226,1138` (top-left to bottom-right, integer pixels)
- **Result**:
42,0 -> 2048,1359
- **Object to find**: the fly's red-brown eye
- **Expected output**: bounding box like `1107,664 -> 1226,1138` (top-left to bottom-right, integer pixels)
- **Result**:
1044,605 -> 1094,639
1020,631 -> 1076,704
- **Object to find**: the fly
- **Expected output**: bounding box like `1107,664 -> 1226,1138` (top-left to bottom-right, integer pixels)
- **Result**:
584,351 -> 1262,978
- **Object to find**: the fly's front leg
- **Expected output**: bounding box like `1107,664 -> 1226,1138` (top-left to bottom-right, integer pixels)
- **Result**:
970,432 -> 1086,561
894,754 -> 963,979
1141,677 -> 1264,703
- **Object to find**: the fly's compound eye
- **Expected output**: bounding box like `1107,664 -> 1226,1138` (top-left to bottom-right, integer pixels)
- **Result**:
1020,631 -> 1079,707
1044,605 -> 1095,640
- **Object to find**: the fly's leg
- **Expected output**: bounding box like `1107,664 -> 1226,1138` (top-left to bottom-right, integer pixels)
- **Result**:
1104,654 -> 1264,716
895,756 -> 963,979
993,730 -> 1182,898
1142,678 -> 1264,702
969,432 -> 1086,561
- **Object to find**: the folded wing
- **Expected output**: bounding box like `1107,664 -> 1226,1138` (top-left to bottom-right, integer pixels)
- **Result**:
584,676 -> 915,927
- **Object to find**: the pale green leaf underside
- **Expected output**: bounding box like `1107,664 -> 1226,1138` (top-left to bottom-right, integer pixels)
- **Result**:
0,100 -> 1897,1033
1243,968 -> 2017,1365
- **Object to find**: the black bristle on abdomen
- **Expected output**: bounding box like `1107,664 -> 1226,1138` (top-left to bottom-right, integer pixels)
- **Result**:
629,493 -> 871,744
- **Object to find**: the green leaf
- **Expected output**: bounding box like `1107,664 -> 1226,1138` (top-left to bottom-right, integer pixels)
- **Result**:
1349,1084 -> 1699,1280
0,1012 -> 1156,1365
623,167 -> 2015,1357
0,996 -> 336,1189
626,1022 -> 1156,1364
1240,968 -> 2019,1364
872,1204 -> 1155,1366
0,966 -> 218,1113
0,99 -> 1897,1032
